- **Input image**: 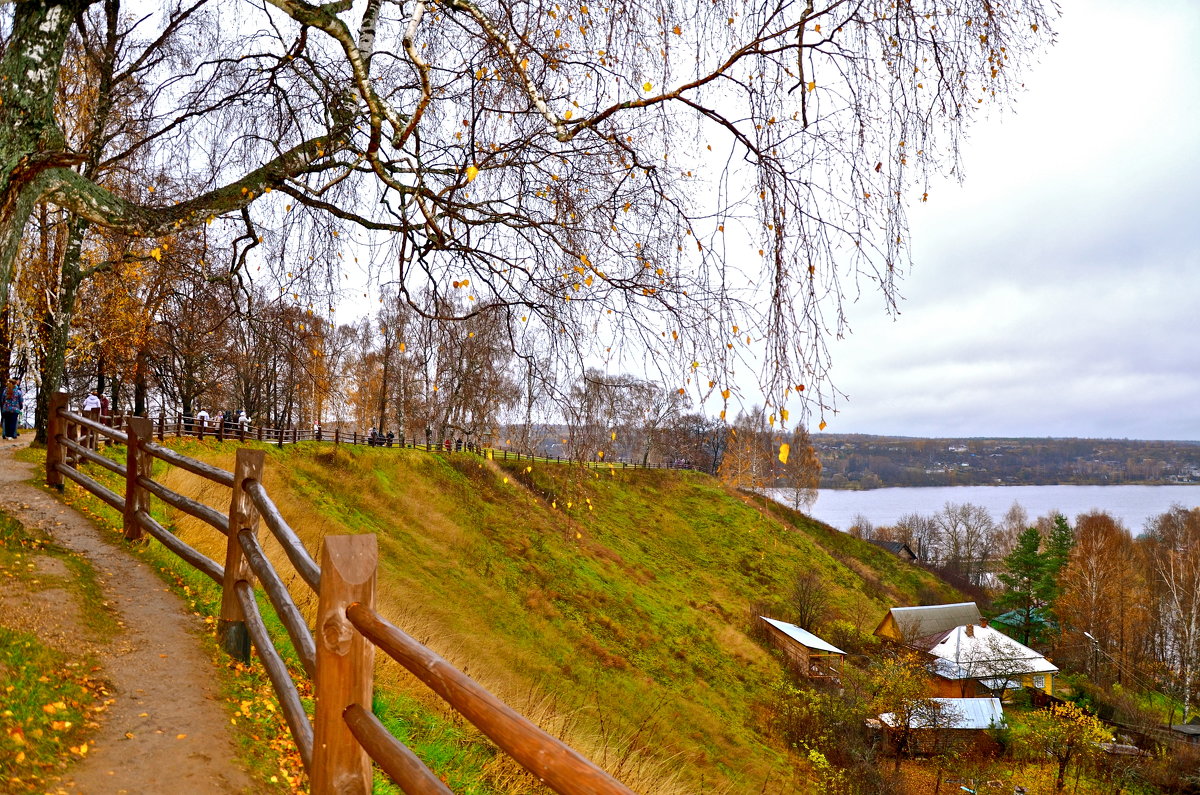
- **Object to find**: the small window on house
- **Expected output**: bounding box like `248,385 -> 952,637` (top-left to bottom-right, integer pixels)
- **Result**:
1033,675 -> 1046,690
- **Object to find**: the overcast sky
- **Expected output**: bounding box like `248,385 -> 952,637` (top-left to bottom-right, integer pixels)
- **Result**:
817,0 -> 1200,441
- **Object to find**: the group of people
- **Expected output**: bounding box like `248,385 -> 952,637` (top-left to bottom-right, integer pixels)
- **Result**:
366,427 -> 395,446
195,408 -> 251,432
2,378 -> 23,440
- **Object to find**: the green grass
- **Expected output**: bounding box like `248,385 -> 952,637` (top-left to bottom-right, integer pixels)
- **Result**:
26,438 -> 964,792
0,511 -> 109,793
252,443 -> 963,791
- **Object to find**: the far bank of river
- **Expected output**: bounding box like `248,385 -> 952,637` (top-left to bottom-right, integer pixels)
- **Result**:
768,484 -> 1200,534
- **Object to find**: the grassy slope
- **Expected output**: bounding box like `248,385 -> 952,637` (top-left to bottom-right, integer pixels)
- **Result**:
160,441 -> 961,792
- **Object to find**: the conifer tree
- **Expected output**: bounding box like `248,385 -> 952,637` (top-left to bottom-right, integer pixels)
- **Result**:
995,526 -> 1044,646
1039,513 -> 1075,606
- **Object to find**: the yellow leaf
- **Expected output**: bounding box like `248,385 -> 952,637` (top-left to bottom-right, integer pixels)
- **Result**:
673,25 -> 681,35
399,342 -> 406,352
564,109 -> 573,120
778,443 -> 790,464
721,389 -> 730,400
643,82 -> 652,92
503,477 -> 509,483
819,420 -> 827,431
520,57 -> 529,69
466,165 -> 479,182
806,81 -> 816,92
781,409 -> 789,422
150,247 -> 162,261
611,431 -> 617,440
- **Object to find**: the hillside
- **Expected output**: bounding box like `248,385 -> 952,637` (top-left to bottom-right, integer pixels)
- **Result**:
156,441 -> 962,792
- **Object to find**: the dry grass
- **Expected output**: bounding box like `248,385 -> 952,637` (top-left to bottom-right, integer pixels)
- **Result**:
149,440 -> 961,793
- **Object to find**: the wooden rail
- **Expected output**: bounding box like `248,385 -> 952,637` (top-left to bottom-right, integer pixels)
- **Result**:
120,409 -> 702,471
45,391 -> 633,793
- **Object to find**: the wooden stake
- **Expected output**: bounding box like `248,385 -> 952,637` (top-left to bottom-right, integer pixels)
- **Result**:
218,448 -> 265,661
46,391 -> 69,491
123,417 -> 153,541
312,534 -> 377,795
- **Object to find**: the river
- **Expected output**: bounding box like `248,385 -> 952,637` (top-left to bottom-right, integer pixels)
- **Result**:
767,484 -> 1200,534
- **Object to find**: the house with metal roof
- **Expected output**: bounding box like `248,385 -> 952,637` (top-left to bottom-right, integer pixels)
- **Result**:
911,622 -> 1058,698
759,617 -> 846,681
874,602 -> 982,642
868,539 -> 919,562
877,697 -> 1005,756
879,697 -> 1004,731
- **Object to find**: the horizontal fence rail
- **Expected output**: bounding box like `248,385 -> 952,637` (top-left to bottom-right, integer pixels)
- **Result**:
71,406 -> 703,472
44,390 -> 635,793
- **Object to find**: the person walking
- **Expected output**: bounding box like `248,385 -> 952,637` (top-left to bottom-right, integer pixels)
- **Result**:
83,390 -> 102,412
2,378 -> 23,440
196,407 -> 210,429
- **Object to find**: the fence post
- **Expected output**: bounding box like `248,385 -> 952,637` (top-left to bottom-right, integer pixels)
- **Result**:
157,411 -> 165,441
257,425 -> 263,442
218,448 -> 265,662
124,417 -> 153,541
334,427 -> 340,446
312,534 -> 377,795
83,407 -> 99,450
45,391 -> 69,491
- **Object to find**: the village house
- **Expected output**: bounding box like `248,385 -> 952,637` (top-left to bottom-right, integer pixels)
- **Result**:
867,539 -> 919,562
874,602 -> 982,643
877,697 -> 1005,756
758,617 -> 846,681
911,621 -> 1058,698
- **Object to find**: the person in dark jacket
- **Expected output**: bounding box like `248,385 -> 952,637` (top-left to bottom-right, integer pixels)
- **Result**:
2,379 -> 23,439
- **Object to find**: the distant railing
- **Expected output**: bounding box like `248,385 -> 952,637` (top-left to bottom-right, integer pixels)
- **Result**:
46,391 -> 634,794
138,411 -> 701,470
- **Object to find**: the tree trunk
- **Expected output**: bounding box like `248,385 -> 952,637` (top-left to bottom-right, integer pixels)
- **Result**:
0,1 -> 82,309
33,217 -> 87,443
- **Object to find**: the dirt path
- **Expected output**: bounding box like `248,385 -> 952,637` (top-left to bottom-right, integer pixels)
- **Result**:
0,436 -> 256,794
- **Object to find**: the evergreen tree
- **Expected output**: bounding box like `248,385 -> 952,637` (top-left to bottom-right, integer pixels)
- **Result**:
1039,513 -> 1075,605
996,526 -> 1044,646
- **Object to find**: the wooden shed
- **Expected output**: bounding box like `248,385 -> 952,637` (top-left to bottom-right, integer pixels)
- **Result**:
759,617 -> 846,680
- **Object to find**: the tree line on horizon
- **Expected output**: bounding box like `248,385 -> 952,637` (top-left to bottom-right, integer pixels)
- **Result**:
817,435 -> 1200,488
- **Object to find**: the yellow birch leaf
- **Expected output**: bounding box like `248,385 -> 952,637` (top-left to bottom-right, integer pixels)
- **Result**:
721,389 -> 730,400
819,420 -> 827,431
643,82 -> 652,92
778,443 -> 790,464
807,81 -> 816,92
466,165 -> 479,182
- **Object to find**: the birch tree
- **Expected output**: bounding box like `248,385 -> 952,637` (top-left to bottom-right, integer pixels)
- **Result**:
1146,507 -> 1200,722
1,0 -> 1057,410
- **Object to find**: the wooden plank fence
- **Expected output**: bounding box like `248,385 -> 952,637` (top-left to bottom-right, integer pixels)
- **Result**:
45,391 -> 635,794
135,410 -> 701,470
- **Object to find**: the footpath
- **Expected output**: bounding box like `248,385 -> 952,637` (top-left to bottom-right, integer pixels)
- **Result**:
0,435 -> 256,794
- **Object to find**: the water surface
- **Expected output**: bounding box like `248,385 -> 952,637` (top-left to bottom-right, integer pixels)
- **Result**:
769,484 -> 1200,533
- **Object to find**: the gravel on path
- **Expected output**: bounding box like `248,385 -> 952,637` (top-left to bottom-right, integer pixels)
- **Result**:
0,435 -> 257,794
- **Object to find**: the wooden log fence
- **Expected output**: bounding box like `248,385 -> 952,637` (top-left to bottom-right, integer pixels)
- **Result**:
45,391 -> 634,794
95,408 -> 703,471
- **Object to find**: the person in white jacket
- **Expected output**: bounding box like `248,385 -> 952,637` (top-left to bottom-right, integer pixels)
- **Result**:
82,390 -> 101,412
196,408 -> 210,428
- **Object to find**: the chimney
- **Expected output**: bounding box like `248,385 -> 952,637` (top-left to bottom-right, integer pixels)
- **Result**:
980,617 -> 988,628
